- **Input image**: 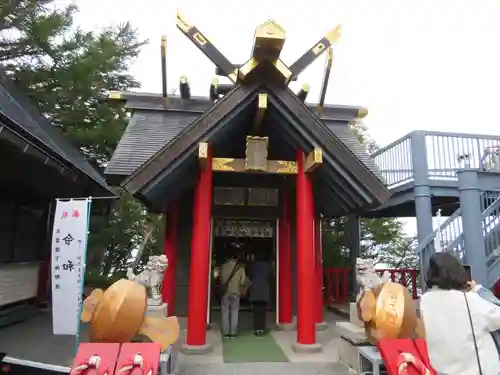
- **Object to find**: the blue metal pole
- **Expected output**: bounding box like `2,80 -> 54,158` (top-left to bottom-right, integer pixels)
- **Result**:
458,170 -> 488,286
75,197 -> 93,356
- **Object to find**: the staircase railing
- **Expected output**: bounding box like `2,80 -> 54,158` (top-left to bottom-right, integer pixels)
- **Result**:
415,191 -> 500,265
415,207 -> 463,260
484,195 -> 500,264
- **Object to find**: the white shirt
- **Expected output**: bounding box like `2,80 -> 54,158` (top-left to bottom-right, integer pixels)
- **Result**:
420,287 -> 500,375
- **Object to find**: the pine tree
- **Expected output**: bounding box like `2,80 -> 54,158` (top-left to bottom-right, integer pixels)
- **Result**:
0,0 -> 162,280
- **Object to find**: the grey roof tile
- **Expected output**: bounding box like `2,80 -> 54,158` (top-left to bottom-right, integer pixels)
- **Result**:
325,120 -> 384,181
105,110 -> 199,177
106,109 -> 384,187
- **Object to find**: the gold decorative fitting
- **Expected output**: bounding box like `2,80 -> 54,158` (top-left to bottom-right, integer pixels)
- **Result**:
253,94 -> 267,129
245,136 -> 269,171
238,58 -> 259,79
302,83 -> 310,92
212,157 -> 236,172
327,47 -> 333,61
313,148 -> 323,163
258,93 -> 267,109
274,160 -> 298,174
198,142 -> 208,160
193,32 -> 207,46
304,147 -> 323,173
211,77 -> 219,88
176,10 -> 190,33
357,107 -> 369,118
228,69 -> 238,83
180,75 -> 188,84
252,20 -> 286,61
312,42 -> 326,56
108,91 -> 122,99
161,35 -> 167,46
324,24 -> 342,44
273,59 -> 293,83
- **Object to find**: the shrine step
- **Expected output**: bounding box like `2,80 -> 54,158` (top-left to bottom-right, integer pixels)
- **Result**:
176,363 -> 350,375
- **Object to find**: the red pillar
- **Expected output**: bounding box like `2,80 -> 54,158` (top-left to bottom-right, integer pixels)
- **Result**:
314,218 -> 324,323
296,150 -> 316,345
162,203 -> 178,316
278,191 -> 293,325
186,151 -> 213,347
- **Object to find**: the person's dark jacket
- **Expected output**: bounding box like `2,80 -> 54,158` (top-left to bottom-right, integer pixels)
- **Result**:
249,260 -> 272,303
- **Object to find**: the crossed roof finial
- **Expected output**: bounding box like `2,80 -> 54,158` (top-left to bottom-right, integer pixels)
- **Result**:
175,10 -> 341,86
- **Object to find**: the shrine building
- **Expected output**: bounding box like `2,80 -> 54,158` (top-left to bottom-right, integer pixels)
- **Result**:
0,70 -> 115,326
104,15 -> 391,353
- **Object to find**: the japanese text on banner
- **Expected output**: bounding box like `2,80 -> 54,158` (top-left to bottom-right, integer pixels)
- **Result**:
51,199 -> 89,335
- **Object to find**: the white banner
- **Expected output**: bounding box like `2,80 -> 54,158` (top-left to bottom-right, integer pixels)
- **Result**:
51,199 -> 90,335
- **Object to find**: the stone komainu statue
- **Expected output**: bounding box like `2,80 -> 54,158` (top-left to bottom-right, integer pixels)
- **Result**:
355,257 -> 420,344
127,255 -> 168,306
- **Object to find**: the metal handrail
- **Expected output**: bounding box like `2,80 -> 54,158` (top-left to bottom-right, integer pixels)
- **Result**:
415,209 -> 462,254
482,195 -> 500,218
415,193 -> 500,257
370,133 -> 412,157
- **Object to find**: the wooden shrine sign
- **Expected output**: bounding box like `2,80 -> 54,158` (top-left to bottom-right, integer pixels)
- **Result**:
214,219 -> 274,238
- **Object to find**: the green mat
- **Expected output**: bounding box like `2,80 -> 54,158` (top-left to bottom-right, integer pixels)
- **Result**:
222,331 -> 289,363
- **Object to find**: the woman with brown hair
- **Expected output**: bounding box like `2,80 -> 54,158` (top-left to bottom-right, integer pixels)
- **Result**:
420,252 -> 500,375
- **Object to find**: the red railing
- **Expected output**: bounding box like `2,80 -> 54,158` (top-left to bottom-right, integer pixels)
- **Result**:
323,267 -> 420,304
324,267 -> 349,305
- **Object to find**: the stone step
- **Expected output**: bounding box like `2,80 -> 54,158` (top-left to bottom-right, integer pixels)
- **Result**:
176,363 -> 349,375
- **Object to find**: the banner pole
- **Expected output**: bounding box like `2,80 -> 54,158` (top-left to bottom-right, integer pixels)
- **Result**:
74,197 -> 93,356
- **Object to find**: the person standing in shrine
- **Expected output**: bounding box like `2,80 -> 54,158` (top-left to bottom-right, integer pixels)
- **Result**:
249,248 -> 272,336
220,250 -> 247,338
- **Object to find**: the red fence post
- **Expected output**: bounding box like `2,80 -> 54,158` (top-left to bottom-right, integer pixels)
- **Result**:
410,270 -> 418,299
341,268 -> 348,301
325,268 -> 332,304
400,270 -> 407,287
334,268 -> 340,302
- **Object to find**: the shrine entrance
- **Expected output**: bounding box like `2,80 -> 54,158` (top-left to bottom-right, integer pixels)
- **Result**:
209,218 -> 277,316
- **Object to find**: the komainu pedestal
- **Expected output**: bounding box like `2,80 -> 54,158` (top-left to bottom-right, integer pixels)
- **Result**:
147,303 -> 168,318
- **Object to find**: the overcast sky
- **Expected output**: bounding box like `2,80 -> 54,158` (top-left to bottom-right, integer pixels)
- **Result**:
66,0 -> 500,235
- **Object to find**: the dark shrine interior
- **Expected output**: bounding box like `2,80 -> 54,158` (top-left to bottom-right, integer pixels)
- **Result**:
210,226 -> 277,311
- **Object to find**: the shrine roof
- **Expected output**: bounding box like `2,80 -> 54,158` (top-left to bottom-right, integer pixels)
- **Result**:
0,71 -> 115,198
107,81 -> 390,217
104,95 -> 373,184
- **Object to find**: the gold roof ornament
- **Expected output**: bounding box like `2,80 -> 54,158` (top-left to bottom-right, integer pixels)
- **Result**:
252,20 -> 287,61
175,10 -> 340,87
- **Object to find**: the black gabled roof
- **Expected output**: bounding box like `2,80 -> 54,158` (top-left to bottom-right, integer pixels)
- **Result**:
123,83 -> 259,194
0,71 -> 115,197
117,80 -> 390,217
105,95 -> 376,184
